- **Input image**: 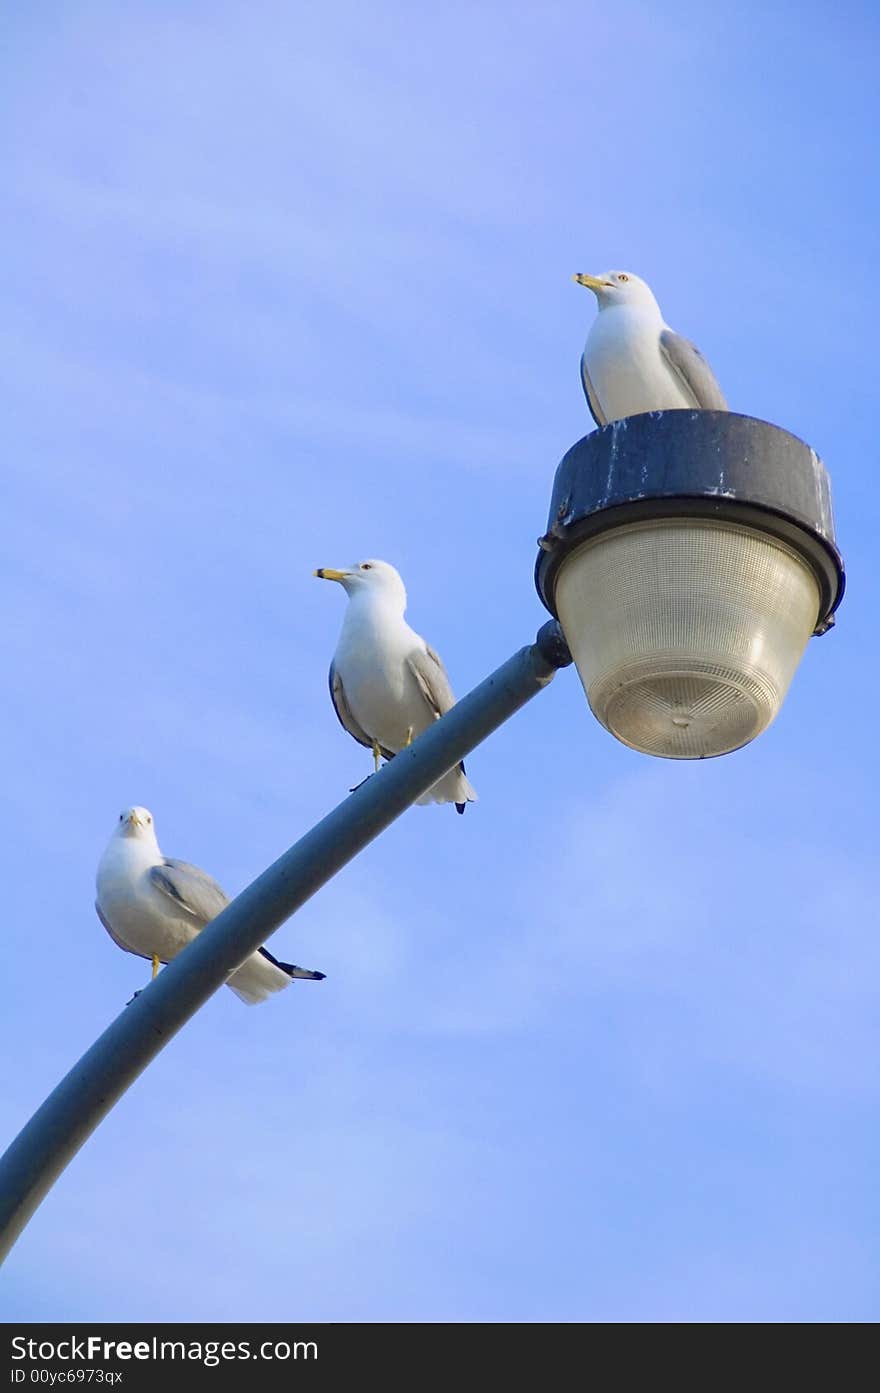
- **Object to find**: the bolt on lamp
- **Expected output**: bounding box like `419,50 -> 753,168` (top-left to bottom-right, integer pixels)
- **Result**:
0,408 -> 845,1262
536,411 -> 844,758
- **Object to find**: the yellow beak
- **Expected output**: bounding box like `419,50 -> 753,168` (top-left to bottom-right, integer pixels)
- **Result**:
573,272 -> 609,291
314,568 -> 348,582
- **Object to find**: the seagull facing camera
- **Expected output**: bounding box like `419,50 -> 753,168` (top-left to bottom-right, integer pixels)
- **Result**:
96,807 -> 325,1003
116,805 -> 153,837
573,268 -> 728,426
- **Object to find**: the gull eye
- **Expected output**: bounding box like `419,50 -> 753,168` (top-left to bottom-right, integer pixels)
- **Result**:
118,814 -> 124,822
146,815 -> 152,823
360,563 -> 372,571
618,273 -> 629,282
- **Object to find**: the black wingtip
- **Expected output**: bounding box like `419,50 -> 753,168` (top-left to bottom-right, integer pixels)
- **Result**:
289,965 -> 326,981
260,946 -> 326,980
455,802 -> 466,815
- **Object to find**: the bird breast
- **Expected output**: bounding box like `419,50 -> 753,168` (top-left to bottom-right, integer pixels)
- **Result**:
335,616 -> 426,751
96,842 -> 196,960
586,306 -> 691,419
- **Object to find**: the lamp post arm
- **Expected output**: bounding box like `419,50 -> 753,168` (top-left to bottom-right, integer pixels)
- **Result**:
0,623 -> 571,1263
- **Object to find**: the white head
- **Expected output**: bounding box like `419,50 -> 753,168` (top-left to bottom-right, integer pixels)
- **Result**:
314,559 -> 407,610
573,269 -> 660,312
115,806 -> 158,842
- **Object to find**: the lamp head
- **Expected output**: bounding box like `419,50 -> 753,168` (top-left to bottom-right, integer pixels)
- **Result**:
537,412 -> 844,759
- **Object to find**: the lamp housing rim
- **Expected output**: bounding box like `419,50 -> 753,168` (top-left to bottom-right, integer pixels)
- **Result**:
535,410 -> 845,636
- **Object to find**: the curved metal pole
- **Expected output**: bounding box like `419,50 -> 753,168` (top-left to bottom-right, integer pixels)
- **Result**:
0,624 -> 571,1263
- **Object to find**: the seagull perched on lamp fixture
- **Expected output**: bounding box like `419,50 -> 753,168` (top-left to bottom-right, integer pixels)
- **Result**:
315,559 -> 477,813
96,807 -> 325,1003
574,269 -> 728,426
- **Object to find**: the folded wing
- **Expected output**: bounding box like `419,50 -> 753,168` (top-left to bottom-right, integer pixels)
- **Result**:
659,328 -> 728,409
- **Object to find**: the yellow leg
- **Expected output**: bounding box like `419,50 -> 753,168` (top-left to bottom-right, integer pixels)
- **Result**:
151,954 -> 161,980
372,740 -> 382,773
404,727 -> 414,747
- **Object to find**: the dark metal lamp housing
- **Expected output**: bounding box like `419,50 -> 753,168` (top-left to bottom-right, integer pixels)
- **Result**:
535,411 -> 845,759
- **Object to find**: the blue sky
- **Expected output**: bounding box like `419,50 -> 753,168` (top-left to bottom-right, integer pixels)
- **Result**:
2,0 -> 878,1321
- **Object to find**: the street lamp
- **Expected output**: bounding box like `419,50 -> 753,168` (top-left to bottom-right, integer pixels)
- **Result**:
537,411 -> 843,758
0,410 -> 845,1263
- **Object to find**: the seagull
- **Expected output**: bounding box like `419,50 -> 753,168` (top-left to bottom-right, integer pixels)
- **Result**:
573,269 -> 728,426
315,559 -> 477,813
95,806 -> 325,1004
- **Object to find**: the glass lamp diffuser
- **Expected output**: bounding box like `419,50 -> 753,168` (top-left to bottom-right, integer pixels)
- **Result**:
554,518 -> 820,758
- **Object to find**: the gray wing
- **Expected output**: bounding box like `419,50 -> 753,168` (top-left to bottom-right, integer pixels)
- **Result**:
659,328 -> 728,409
148,858 -> 229,928
580,351 -> 607,427
95,900 -> 144,959
329,661 -> 394,760
407,644 -> 457,720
